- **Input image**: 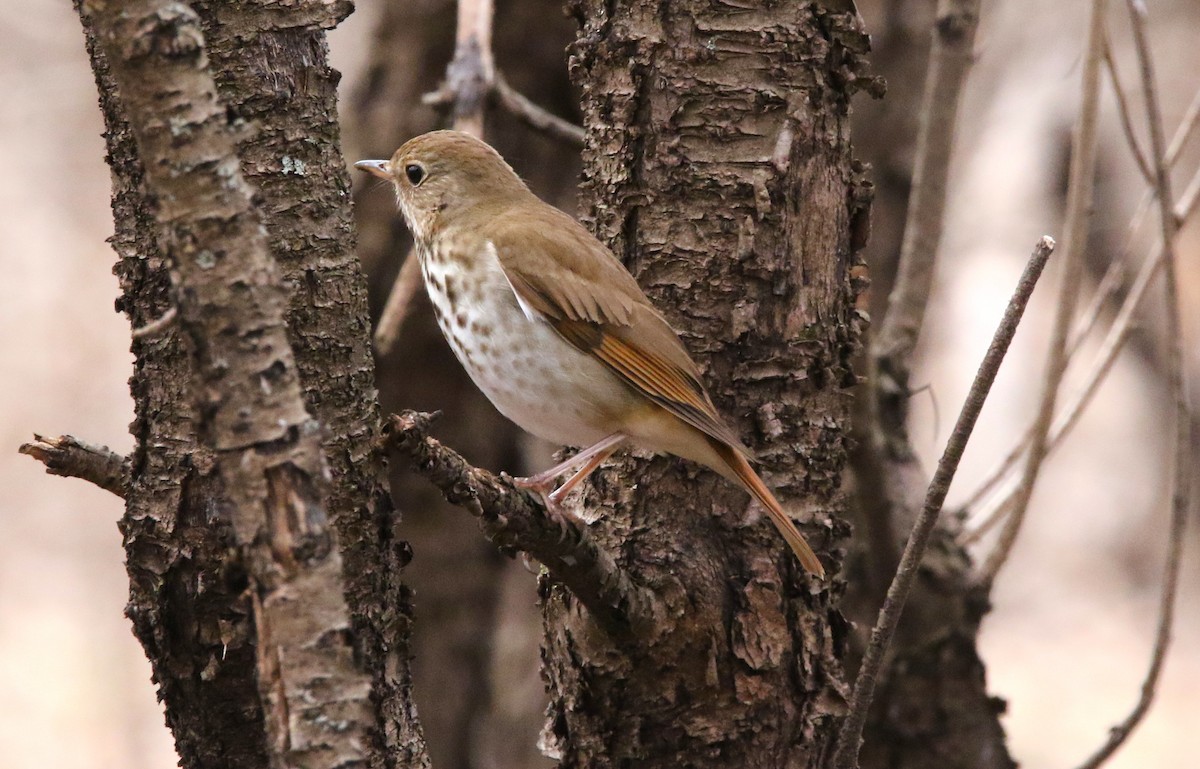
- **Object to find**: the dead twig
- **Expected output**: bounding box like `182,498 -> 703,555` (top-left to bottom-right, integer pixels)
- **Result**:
130,305 -> 177,340
976,0 -> 1107,586
20,434 -> 129,498
1102,28 -> 1155,186
1074,2 -> 1190,765
386,410 -> 662,642
833,237 -> 1056,769
960,80 -> 1200,525
494,73 -> 584,146
963,151 -> 1200,543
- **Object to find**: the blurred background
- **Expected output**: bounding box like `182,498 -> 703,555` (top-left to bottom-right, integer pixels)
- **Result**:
1,1 -> 1196,768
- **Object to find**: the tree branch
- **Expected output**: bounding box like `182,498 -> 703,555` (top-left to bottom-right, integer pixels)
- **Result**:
494,72 -> 585,146
372,250 -> 423,354
19,434 -> 129,498
959,82 -> 1200,526
861,0 -> 981,582
386,410 -> 662,642
1102,29 -> 1155,186
1075,2 -> 1190,764
976,0 -> 1107,585
833,236 -> 1056,769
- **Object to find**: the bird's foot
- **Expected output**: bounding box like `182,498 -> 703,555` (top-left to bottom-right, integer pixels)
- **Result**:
511,474 -> 588,531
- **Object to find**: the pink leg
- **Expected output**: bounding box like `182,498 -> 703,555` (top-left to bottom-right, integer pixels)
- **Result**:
513,433 -> 626,494
547,441 -> 623,506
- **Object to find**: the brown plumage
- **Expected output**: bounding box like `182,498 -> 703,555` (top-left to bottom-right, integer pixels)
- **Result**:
356,130 -> 824,577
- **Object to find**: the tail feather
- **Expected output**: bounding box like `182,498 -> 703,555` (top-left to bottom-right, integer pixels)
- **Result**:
710,439 -> 825,577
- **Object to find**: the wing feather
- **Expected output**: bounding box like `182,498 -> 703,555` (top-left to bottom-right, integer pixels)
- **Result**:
488,207 -> 752,457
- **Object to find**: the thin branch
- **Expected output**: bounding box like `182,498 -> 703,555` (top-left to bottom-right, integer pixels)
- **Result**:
1102,29 -> 1155,186
1165,83 -> 1200,165
833,237 -> 1056,769
494,72 -> 585,146
386,410 -> 663,642
976,0 -> 1107,586
963,159 -> 1200,540
373,249 -> 423,354
1074,2 -> 1190,765
960,82 -> 1200,521
871,0 -> 980,370
445,0 -> 494,138
19,434 -> 129,498
859,0 -> 981,582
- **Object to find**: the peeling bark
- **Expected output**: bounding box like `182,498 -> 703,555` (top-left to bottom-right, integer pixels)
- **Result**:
76,0 -> 428,766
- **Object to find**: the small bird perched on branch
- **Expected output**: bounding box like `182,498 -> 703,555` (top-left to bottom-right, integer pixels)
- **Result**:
356,131 -> 824,577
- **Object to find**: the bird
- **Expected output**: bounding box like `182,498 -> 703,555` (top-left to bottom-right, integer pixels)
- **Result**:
356,130 -> 824,577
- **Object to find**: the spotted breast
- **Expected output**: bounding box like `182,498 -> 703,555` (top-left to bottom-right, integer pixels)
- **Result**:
416,237 -> 637,449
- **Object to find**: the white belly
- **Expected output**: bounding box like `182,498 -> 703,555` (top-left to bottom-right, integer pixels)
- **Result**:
419,242 -> 633,447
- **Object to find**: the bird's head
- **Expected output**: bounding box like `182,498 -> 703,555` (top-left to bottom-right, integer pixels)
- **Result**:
355,130 -> 532,242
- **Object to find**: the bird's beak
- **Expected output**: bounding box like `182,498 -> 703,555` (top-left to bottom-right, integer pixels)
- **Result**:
354,159 -> 391,180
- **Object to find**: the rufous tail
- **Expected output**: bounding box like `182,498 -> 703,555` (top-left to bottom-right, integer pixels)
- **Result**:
710,439 -> 825,577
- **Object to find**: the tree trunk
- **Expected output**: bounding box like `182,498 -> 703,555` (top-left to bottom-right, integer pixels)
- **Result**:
76,1 -> 428,766
536,2 -> 871,766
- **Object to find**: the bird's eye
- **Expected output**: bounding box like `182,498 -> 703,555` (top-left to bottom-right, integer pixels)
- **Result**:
405,164 -> 426,186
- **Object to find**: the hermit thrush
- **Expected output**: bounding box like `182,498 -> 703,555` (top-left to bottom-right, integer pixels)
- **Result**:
356,131 -> 824,577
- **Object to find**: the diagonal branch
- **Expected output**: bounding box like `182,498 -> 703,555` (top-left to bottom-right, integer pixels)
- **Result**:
19,434 -> 129,498
494,72 -> 585,146
959,91 -> 1200,525
833,237 -> 1056,769
1074,1 -> 1191,765
976,0 -> 1108,585
386,410 -> 662,643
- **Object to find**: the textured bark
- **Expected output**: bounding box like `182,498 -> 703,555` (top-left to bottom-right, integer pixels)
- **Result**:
534,2 -> 870,766
76,0 -> 428,767
346,2 -> 578,767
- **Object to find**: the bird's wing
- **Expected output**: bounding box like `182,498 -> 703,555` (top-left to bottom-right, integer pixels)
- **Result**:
489,207 -> 752,457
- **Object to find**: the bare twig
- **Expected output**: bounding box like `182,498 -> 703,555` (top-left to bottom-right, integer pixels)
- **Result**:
19,434 -> 129,498
445,0 -> 494,137
386,411 -> 662,642
373,250 -> 423,354
833,237 -> 1056,769
1165,83 -> 1200,165
960,84 -> 1200,523
860,0 -> 981,582
1074,2 -> 1190,765
963,157 -> 1200,541
976,0 -> 1107,586
872,0 -> 980,370
1102,29 -> 1155,186
494,72 -> 585,146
